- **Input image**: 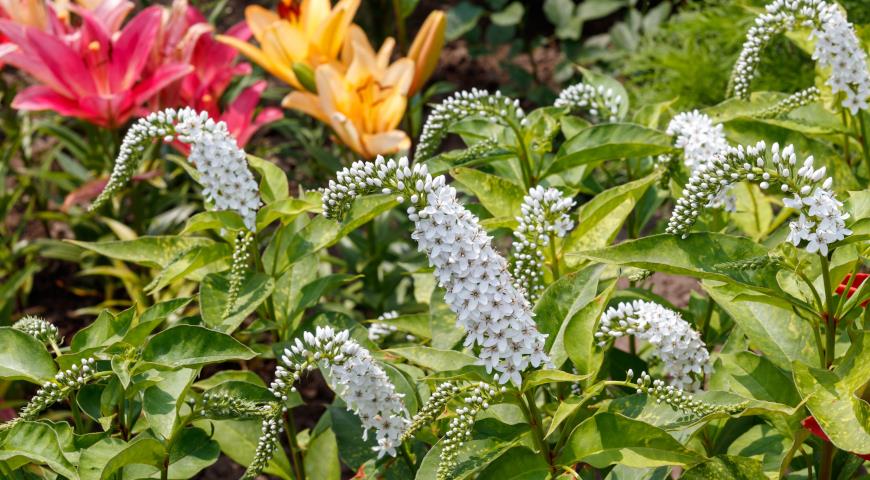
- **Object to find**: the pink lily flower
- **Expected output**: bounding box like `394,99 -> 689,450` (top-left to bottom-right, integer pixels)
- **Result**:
0,5 -> 191,128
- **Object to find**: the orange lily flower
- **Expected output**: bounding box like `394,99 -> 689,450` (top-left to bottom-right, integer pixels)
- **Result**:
283,26 -> 414,159
216,0 -> 359,91
407,10 -> 445,96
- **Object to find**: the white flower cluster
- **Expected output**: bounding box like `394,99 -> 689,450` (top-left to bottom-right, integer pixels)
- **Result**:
13,315 -> 60,346
667,141 -> 851,255
666,110 -> 730,170
437,382 -> 504,480
270,326 -> 409,458
323,157 -> 551,386
729,0 -> 870,113
510,186 -> 575,304
554,82 -> 622,123
414,89 -> 526,162
1,358 -> 98,430
91,108 -> 261,230
596,301 -> 711,389
757,86 -> 821,118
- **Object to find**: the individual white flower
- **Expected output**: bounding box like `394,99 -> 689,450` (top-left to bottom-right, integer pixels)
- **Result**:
554,82 -> 623,123
510,186 -> 575,304
414,89 -> 526,162
323,157 -> 551,386
270,326 -> 409,459
667,141 -> 850,255
596,301 -> 711,390
729,0 -> 870,114
91,108 -> 262,230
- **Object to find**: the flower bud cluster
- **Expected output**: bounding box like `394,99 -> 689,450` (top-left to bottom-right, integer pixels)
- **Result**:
414,89 -> 526,162
91,108 -> 261,230
666,141 -> 851,255
323,157 -> 551,386
402,381 -> 462,442
270,326 -> 409,458
715,254 -> 783,271
666,110 -> 729,171
729,0 -> 870,113
510,186 -> 575,303
554,82 -> 622,123
13,315 -> 60,346
200,391 -> 274,420
633,371 -> 747,417
437,382 -> 504,480
224,230 -> 254,318
757,87 -> 820,118
243,414 -> 283,480
2,358 -> 98,429
597,301 -> 711,389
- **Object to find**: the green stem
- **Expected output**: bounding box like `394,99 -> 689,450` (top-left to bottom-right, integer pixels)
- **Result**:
505,118 -> 534,189
391,0 -> 408,53
841,107 -> 851,166
818,254 -> 838,480
549,233 -> 560,280
860,112 -> 870,182
283,412 -> 305,480
522,390 -> 553,473
160,456 -> 169,480
48,339 -> 62,357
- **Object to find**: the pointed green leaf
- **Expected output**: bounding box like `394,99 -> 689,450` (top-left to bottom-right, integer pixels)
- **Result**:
139,325 -> 256,370
450,167 -> 526,218
0,328 -> 57,383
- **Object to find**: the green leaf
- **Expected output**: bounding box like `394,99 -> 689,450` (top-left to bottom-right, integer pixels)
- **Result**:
792,332 -> 870,455
450,167 -> 526,218
557,413 -> 705,468
681,455 -> 766,479
68,236 -> 213,269
286,274 -> 358,325
561,173 -> 659,267
521,370 -> 589,391
0,327 -> 57,383
387,346 -> 478,371
715,352 -> 801,407
256,197 -> 319,230
730,183 -> 773,240
707,283 -> 819,371
490,2 -> 524,26
476,446 -> 549,480
446,1 -> 484,40
574,233 -> 773,290
71,308 -> 134,352
547,123 -> 674,177
200,272 -> 275,333
143,368 -> 196,439
139,325 -> 256,370
564,283 -> 616,380
416,431 -> 531,479
305,429 -> 341,480
80,438 -> 126,480
180,210 -> 246,235
726,424 -> 790,479
145,243 -> 231,293
99,438 -> 166,480
141,297 -> 193,324
0,421 -> 77,478
533,264 -> 604,367
124,427 -> 222,479
248,155 -> 289,204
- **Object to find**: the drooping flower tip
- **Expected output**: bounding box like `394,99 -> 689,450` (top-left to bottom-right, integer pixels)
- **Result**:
554,82 -> 622,123
597,301 -> 711,390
